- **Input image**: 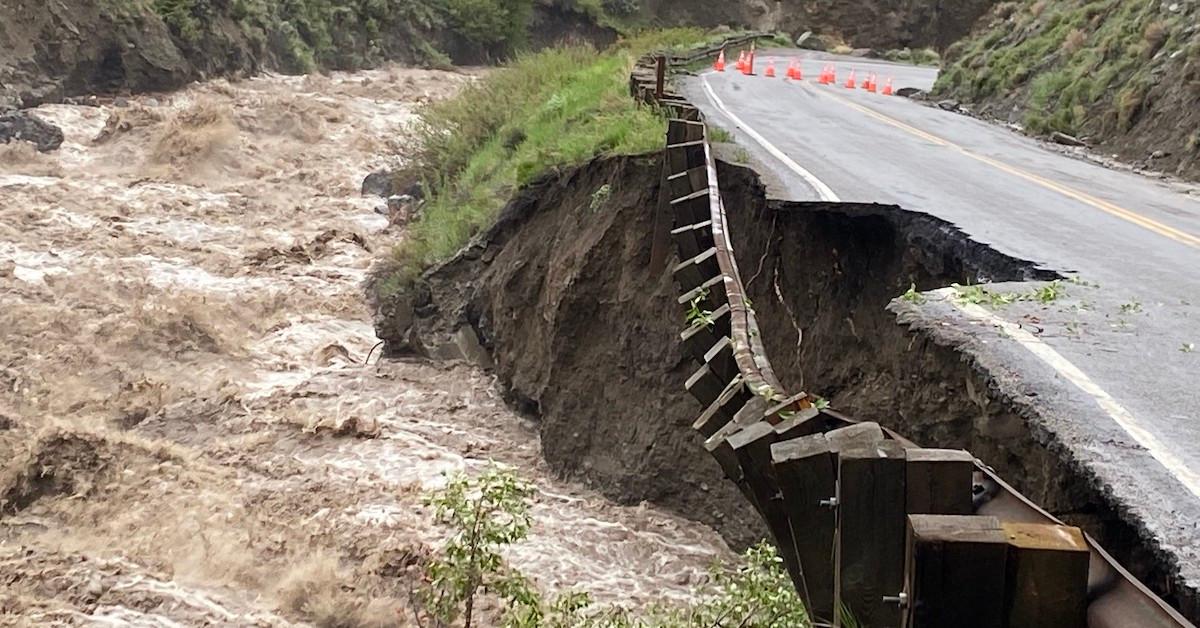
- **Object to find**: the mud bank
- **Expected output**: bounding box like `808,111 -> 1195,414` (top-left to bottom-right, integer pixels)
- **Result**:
375,155 -> 768,548
380,153 -> 1195,618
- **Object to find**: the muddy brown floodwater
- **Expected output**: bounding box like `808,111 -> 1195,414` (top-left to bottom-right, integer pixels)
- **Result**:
0,66 -> 733,626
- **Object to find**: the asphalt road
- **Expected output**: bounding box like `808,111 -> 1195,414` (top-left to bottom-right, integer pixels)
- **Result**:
683,49 -> 1200,592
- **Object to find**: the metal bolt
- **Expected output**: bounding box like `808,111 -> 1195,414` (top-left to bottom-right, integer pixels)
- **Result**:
819,497 -> 839,508
883,592 -> 909,607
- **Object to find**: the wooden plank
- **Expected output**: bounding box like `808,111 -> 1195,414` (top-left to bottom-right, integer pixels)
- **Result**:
771,433 -> 838,624
670,190 -> 711,226
1002,523 -> 1090,628
729,422 -> 804,586
905,449 -> 975,516
680,304 -> 730,361
773,407 -> 823,440
670,217 -> 709,260
677,273 -> 725,309
904,515 -> 1007,628
665,140 -> 706,172
666,118 -> 705,144
837,440 -> 907,628
671,246 -> 719,293
684,363 -> 727,408
826,421 -> 885,452
692,378 -> 751,438
665,166 -> 707,200
703,336 -> 739,383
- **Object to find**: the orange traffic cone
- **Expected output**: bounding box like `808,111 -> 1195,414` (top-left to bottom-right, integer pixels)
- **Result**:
866,73 -> 877,93
882,77 -> 894,96
735,51 -> 745,72
826,66 -> 837,85
844,69 -> 856,89
818,65 -> 828,84
765,59 -> 776,78
714,49 -> 726,72
791,61 -> 803,80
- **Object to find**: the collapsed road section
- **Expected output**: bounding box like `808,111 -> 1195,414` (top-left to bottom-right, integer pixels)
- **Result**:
632,49 -> 1197,627
375,41 -> 1196,627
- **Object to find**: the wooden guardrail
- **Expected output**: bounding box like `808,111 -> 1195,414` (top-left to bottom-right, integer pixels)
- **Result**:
630,39 -> 1195,628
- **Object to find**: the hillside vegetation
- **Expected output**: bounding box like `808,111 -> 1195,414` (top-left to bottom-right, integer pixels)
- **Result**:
936,0 -> 1200,179
0,0 -> 619,109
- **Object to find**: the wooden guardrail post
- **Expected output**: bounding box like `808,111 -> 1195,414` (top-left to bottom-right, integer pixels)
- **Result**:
772,432 -> 838,623
837,440 -> 908,628
1002,523 -> 1090,628
905,449 -> 975,515
903,514 -> 1008,628
655,55 -> 666,100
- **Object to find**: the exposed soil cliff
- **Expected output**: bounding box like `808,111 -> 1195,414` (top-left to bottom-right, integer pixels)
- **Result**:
374,155 -> 769,548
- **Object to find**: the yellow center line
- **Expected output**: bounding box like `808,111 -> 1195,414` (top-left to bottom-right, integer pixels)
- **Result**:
809,84 -> 1200,248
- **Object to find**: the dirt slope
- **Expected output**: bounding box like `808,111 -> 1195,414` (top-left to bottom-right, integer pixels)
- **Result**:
0,68 -> 731,624
936,0 -> 1200,180
374,155 -> 771,550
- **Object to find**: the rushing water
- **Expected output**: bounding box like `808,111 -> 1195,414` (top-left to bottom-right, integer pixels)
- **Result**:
0,66 -> 733,625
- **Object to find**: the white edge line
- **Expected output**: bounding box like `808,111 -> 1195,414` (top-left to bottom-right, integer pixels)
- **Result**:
931,288 -> 1200,501
699,73 -> 841,203
699,70 -> 1200,501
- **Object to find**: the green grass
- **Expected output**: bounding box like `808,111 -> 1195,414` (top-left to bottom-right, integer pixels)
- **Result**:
936,0 -> 1193,138
384,29 -> 711,288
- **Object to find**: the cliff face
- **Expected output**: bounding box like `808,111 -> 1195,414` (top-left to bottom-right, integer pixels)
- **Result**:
640,0 -> 997,50
0,0 -> 615,110
936,0 -> 1200,180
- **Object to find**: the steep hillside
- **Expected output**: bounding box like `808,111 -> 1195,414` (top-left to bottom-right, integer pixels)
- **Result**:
0,0 -> 616,110
936,0 -> 1200,180
640,0 -> 997,50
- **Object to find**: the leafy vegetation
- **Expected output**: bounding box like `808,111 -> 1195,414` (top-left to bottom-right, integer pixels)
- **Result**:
936,0 -> 1198,141
417,467 -> 810,627
952,280 -> 1067,308
417,468 -> 537,628
686,290 -> 716,329
145,0 -> 643,74
900,283 -> 926,304
382,29 -> 711,288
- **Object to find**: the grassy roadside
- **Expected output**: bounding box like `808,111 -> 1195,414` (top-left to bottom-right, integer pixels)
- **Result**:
375,28 -> 714,297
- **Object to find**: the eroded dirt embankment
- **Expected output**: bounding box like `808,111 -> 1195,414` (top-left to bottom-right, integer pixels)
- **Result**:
0,70 -> 732,625
385,153 -> 1194,619
376,155 -> 769,549
718,168 -> 1195,618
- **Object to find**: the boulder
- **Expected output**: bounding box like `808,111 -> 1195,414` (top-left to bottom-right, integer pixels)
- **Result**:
896,87 -> 928,99
362,169 -> 396,197
0,111 -> 64,152
1050,131 -> 1086,147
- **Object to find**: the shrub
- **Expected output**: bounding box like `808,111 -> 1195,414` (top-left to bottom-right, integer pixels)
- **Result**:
417,467 -> 810,628
416,467 -> 536,628
444,0 -> 533,54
